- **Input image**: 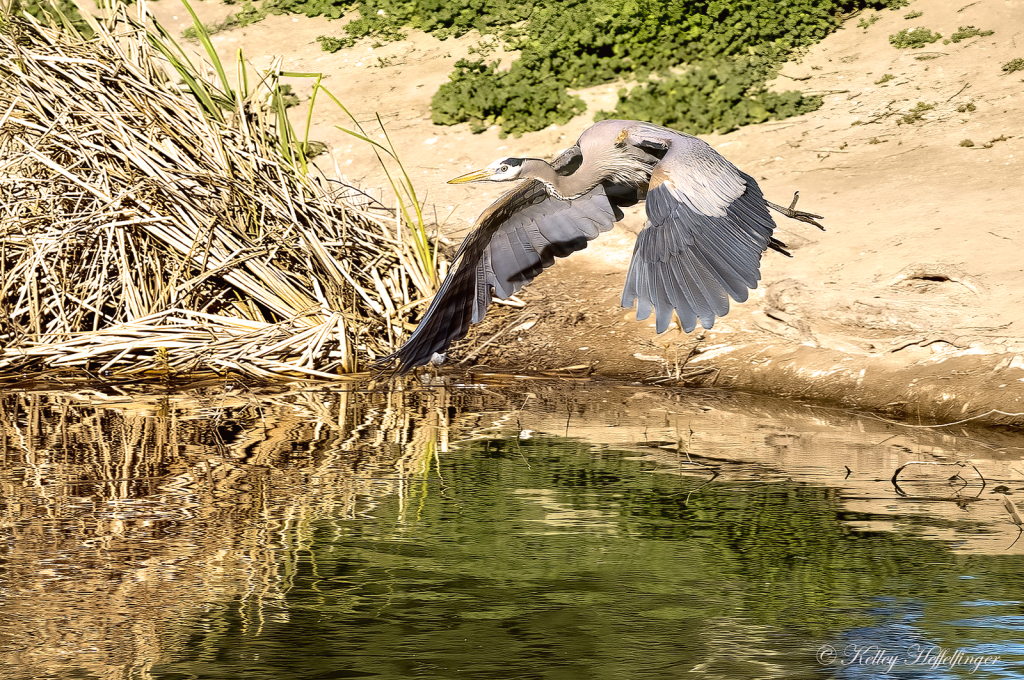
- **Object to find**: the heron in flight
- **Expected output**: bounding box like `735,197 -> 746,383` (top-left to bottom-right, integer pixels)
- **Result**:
381,119 -> 823,373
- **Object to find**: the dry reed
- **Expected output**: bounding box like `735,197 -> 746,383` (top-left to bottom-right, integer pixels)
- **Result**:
0,0 -> 436,381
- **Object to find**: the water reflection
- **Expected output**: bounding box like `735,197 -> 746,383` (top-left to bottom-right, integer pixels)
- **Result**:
0,384 -> 477,678
1,382 -> 1023,679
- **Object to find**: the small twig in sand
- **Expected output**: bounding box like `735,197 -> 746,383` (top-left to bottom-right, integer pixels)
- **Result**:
946,82 -> 972,101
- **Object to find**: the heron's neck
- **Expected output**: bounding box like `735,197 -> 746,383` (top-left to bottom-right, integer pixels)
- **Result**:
521,159 -> 598,200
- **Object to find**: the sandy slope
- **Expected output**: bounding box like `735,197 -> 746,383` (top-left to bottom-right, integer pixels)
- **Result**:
149,0 -> 1024,423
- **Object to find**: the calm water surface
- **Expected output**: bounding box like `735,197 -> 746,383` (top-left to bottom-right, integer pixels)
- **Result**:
1,382 -> 1023,679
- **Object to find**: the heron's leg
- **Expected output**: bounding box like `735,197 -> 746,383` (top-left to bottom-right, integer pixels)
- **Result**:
766,191 -> 826,231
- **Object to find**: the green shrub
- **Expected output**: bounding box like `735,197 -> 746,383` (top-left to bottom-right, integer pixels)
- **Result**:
889,27 -> 942,48
342,14 -> 407,42
262,0 -> 353,20
898,101 -> 933,124
233,2 -> 271,27
858,14 -> 879,30
1000,58 -> 1024,73
317,35 -> 354,52
427,0 -> 858,136
903,10 -> 922,19
181,2 -> 269,40
431,59 -> 585,137
947,25 -> 993,43
265,0 -> 921,135
8,0 -> 93,37
874,73 -> 895,84
277,84 -> 300,109
596,53 -> 822,135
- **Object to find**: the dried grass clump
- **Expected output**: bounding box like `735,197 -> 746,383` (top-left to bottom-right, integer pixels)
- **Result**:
0,1 -> 435,381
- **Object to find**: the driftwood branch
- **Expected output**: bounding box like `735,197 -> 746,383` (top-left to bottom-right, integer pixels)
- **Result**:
890,459 -> 986,497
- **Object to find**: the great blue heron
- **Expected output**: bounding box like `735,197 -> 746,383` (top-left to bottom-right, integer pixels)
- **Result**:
381,119 -> 824,373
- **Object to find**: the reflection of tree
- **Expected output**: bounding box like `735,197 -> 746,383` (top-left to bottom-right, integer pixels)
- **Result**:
0,385 -> 502,679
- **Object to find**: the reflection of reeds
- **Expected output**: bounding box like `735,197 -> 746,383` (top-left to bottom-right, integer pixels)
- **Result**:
0,384 -> 483,677
0,1 -> 435,380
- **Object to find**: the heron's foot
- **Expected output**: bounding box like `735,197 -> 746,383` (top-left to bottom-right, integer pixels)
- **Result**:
767,191 -> 826,231
768,237 -> 792,258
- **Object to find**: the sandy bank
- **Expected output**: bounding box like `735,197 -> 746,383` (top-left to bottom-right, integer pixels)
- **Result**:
148,0 -> 1024,426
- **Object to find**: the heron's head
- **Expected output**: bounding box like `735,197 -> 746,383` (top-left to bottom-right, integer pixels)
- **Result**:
448,157 -> 525,184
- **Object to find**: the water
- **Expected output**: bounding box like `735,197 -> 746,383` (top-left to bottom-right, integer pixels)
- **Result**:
2,382 -> 1024,679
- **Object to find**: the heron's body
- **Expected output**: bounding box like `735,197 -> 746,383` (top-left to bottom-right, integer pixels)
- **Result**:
382,120 -> 823,373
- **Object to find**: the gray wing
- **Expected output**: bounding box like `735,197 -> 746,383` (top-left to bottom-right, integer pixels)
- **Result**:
620,129 -> 777,333
383,179 -> 617,372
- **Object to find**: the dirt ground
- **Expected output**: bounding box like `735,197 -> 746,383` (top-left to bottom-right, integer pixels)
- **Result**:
148,0 -> 1024,425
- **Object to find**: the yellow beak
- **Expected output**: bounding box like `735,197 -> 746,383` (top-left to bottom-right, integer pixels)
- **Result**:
447,168 -> 495,184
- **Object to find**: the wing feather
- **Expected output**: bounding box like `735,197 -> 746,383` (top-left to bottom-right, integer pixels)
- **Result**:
621,127 -> 777,333
652,267 -> 674,332
383,180 -> 617,372
667,259 -> 701,332
687,241 -> 748,302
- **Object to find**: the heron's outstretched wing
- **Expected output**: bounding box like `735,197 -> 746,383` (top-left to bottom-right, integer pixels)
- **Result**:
382,179 -> 617,372
621,130 -> 777,333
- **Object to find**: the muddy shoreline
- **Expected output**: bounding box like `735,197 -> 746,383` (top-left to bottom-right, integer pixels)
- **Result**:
449,238 -> 1024,430
456,335 -> 1024,431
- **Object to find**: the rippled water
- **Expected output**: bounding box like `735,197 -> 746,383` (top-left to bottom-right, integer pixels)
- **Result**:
2,382 -> 1024,679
